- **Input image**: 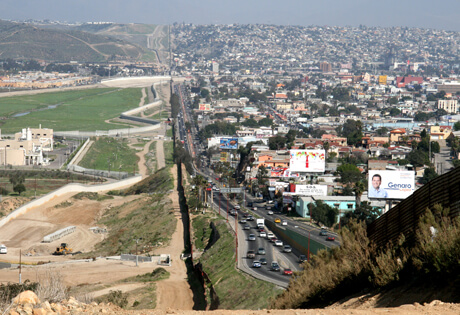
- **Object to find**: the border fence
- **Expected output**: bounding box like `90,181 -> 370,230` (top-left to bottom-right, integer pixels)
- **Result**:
367,166 -> 460,248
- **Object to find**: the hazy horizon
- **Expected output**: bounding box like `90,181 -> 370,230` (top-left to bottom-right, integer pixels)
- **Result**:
1,0 -> 460,32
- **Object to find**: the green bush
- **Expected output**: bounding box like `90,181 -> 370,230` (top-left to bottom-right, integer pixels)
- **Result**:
272,204 -> 460,309
104,290 -> 128,308
0,280 -> 38,308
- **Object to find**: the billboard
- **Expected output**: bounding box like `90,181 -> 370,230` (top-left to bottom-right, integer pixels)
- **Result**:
199,103 -> 212,111
220,152 -> 228,162
289,150 -> 326,173
295,185 -> 328,196
270,168 -> 299,178
219,138 -> 238,150
368,170 -> 415,200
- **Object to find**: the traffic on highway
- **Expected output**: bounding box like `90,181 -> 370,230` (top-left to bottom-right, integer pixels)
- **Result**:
173,82 -> 339,287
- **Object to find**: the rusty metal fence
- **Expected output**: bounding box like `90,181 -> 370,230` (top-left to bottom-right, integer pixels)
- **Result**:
367,167 -> 460,248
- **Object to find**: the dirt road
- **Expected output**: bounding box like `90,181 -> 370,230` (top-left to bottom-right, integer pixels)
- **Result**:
154,164 -> 193,310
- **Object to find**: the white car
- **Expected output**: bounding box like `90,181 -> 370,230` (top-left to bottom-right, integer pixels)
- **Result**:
274,240 -> 283,247
282,220 -> 288,226
267,211 -> 274,215
259,231 -> 267,238
266,232 -> 275,239
0,244 -> 7,254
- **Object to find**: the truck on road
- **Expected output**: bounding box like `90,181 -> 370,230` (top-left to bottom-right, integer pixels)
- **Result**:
256,218 -> 265,229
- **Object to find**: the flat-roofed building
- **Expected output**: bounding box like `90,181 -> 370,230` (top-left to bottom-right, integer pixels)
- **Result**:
437,99 -> 458,114
0,126 -> 53,166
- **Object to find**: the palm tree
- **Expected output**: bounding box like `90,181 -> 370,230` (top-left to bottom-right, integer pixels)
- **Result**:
353,181 -> 365,207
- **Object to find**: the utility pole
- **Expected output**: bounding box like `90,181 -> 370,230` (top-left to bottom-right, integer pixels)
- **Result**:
19,249 -> 22,284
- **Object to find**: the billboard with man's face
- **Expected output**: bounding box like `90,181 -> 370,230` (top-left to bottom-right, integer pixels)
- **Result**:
289,150 -> 326,173
368,170 -> 415,199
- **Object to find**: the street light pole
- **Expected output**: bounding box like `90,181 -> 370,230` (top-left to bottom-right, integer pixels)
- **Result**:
135,238 -> 142,267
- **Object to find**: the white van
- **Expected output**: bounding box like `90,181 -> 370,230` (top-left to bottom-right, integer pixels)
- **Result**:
0,245 -> 7,254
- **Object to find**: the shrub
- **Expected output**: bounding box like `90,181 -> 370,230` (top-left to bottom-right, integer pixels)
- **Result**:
105,290 -> 128,308
0,280 -> 38,309
35,269 -> 68,303
272,205 -> 460,309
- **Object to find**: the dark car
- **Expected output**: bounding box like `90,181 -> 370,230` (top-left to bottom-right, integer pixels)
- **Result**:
319,229 -> 328,236
298,255 -> 307,263
247,202 -> 253,207
259,258 -> 267,265
271,261 -> 280,271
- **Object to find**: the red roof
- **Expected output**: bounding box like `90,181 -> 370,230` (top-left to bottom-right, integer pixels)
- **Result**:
396,75 -> 423,87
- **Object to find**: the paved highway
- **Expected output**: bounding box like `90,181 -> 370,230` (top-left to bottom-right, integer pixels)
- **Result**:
210,190 -> 298,287
173,81 -> 339,287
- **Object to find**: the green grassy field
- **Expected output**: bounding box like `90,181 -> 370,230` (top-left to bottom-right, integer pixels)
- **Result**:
150,110 -> 169,120
78,137 -> 139,173
166,127 -> 173,138
164,141 -> 174,167
0,88 -> 143,133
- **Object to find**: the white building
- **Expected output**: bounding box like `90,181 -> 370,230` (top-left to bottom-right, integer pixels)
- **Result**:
437,99 -> 458,114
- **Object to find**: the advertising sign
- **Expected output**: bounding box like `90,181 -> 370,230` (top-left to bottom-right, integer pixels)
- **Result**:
199,103 -> 212,111
219,138 -> 238,150
295,185 -> 328,196
270,168 -> 300,178
368,170 -> 415,200
289,150 -> 326,173
220,152 -> 228,162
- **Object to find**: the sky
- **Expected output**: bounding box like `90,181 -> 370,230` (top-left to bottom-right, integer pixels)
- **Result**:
1,0 -> 460,31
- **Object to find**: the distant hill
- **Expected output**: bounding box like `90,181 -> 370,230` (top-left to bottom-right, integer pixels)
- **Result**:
31,21 -> 170,64
0,20 -> 154,62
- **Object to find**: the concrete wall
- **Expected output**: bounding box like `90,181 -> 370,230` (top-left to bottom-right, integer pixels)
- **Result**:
43,226 -> 76,243
120,254 -> 153,263
0,175 -> 143,229
54,124 -> 161,138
